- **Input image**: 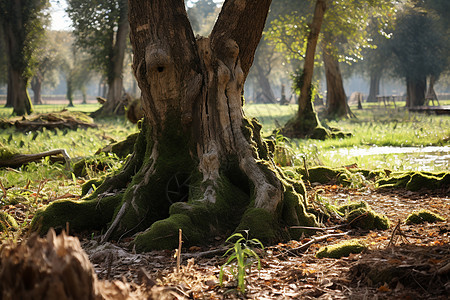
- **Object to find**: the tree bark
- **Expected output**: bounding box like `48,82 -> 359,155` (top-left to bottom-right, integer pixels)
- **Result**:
9,67 -> 33,115
32,0 -> 317,251
406,75 -> 426,107
322,42 -> 351,118
281,0 -> 327,139
367,72 -> 381,102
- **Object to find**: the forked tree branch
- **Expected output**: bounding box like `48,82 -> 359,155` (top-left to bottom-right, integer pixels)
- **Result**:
210,0 -> 272,78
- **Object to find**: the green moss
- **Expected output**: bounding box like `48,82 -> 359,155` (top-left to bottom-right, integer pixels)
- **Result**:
81,178 -> 105,196
134,214 -> 203,251
31,193 -> 123,235
316,239 -> 367,259
0,144 -> 18,161
298,166 -> 351,185
377,171 -> 450,191
405,209 -> 446,224
98,133 -> 139,158
337,201 -> 368,214
282,188 -> 317,239
235,208 -> 277,244
311,126 -> 330,140
0,211 -> 19,231
338,201 -> 390,230
405,172 -> 449,191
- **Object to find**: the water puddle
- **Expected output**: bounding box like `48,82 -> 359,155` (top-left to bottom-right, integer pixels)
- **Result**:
326,146 -> 450,172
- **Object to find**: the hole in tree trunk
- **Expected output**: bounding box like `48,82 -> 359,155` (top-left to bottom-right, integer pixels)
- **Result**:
157,66 -> 164,72
165,172 -> 191,204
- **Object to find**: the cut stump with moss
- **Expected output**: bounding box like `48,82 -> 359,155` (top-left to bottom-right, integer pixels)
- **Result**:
31,1 -> 319,252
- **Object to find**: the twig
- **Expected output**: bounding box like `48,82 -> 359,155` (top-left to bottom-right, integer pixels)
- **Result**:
290,225 -> 347,231
176,229 -> 182,273
275,231 -> 351,257
182,247 -> 229,259
34,179 -> 48,203
387,220 -> 401,248
0,180 -> 7,199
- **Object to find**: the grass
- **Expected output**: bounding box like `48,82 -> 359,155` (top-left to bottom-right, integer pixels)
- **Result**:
244,102 -> 450,172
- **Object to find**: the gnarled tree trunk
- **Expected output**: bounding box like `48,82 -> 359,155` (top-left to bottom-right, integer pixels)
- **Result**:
32,0 -> 317,252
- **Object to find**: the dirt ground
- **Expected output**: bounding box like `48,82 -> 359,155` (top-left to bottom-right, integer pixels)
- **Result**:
69,184 -> 449,300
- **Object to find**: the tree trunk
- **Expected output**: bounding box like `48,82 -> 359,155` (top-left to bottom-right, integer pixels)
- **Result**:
322,43 -> 351,118
2,0 -> 33,115
5,69 -> 13,107
282,0 -> 327,139
253,58 -> 276,103
425,75 -> 439,106
367,72 -> 381,102
406,75 -> 426,107
32,0 -> 317,252
31,74 -> 43,105
66,77 -> 74,107
9,67 -> 33,115
93,0 -> 129,116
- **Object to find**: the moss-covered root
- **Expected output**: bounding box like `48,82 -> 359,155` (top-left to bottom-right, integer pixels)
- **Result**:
0,212 -> 19,231
31,194 -> 123,235
377,171 -> 450,191
316,239 -> 367,259
338,201 -> 390,230
405,209 -> 446,224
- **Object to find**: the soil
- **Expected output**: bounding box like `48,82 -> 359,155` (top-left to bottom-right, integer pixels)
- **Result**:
2,184 -> 449,299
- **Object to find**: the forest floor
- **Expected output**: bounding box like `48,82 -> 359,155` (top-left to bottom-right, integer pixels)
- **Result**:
21,184 -> 445,300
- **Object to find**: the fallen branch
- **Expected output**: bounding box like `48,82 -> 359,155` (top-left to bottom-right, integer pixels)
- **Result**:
181,247 -> 229,259
275,231 -> 351,257
0,149 -> 71,169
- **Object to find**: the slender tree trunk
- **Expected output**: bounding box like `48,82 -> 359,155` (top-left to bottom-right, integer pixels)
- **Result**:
254,58 -> 275,103
31,75 -> 43,105
367,72 -> 381,102
406,75 -> 426,107
66,77 -> 74,107
322,42 -> 350,118
81,86 -> 87,104
95,0 -> 129,116
32,0 -> 317,252
282,0 -> 327,139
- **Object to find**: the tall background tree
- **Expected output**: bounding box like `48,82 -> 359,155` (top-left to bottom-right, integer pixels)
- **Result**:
33,0 -> 319,252
67,0 -> 129,116
0,0 -> 49,115
30,30 -> 64,105
267,0 -> 397,120
389,0 -> 449,107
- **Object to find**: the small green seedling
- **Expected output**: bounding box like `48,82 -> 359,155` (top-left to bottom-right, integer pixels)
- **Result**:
219,231 -> 264,293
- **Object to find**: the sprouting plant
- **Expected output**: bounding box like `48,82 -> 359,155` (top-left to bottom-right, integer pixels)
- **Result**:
219,231 -> 264,293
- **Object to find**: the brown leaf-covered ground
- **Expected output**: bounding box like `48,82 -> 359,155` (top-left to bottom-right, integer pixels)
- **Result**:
68,185 -> 449,300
